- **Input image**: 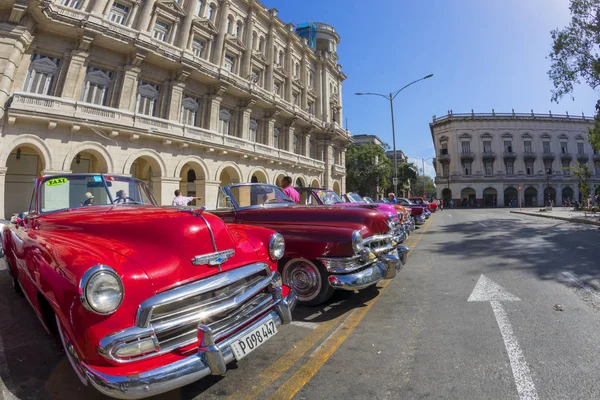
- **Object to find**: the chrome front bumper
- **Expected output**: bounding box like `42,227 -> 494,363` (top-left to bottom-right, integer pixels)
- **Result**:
82,290 -> 296,399
415,214 -> 426,225
328,254 -> 401,291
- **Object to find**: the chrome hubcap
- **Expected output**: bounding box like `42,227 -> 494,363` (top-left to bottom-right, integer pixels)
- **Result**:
286,262 -> 320,301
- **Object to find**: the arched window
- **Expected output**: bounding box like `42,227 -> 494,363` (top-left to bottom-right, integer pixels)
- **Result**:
226,16 -> 234,34
273,128 -> 280,149
236,21 -> 243,37
208,4 -> 216,21
187,169 -> 196,182
249,118 -> 259,142
219,109 -> 232,135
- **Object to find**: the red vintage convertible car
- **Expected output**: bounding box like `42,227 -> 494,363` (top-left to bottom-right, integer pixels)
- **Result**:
0,174 -> 295,399
211,183 -> 402,306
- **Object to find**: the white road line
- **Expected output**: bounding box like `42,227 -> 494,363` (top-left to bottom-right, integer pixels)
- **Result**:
490,301 -> 539,400
561,271 -> 600,300
479,222 -> 488,228
290,321 -> 320,330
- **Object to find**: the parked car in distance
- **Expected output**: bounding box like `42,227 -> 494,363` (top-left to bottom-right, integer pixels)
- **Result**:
409,197 -> 438,212
1,174 -> 296,399
397,198 -> 427,225
210,183 -> 402,306
363,196 -> 415,234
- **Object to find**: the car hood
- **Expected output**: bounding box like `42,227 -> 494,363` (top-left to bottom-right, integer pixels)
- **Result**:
234,205 -> 390,236
36,206 -> 260,293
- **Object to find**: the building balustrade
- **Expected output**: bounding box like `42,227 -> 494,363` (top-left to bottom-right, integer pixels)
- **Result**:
503,151 -> 517,159
559,152 -> 572,160
542,152 -> 555,160
460,151 -> 474,160
438,153 -> 450,162
8,92 -> 325,171
332,164 -> 346,175
481,151 -> 496,160
576,152 -> 588,161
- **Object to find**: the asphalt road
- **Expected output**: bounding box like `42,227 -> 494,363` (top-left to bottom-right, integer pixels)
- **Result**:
2,209 -> 600,400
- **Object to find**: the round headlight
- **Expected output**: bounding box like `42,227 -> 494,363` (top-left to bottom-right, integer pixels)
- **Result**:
269,233 -> 285,261
80,266 -> 123,315
352,230 -> 364,253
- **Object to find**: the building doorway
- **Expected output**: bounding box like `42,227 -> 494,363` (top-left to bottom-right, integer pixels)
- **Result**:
483,187 -> 497,207
524,187 -> 537,207
504,187 -> 518,207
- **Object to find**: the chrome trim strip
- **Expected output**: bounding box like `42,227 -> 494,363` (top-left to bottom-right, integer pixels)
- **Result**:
328,254 -> 401,291
84,290 -> 295,400
136,262 -> 270,328
199,215 -> 218,253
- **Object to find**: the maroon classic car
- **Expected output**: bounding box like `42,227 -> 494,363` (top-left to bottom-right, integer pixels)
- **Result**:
211,183 -> 402,306
0,174 -> 295,399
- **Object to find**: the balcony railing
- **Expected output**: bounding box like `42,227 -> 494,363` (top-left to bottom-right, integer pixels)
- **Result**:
542,152 -> 555,159
460,152 -> 474,160
593,153 -> 600,161
523,151 -> 537,159
559,152 -> 572,160
503,151 -> 517,159
8,92 -> 327,171
332,164 -> 346,175
432,110 -> 592,123
482,151 -> 496,159
438,153 -> 450,162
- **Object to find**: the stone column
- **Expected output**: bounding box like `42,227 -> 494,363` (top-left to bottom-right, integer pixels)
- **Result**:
103,0 -> 116,14
206,95 -> 222,131
265,114 -> 276,148
286,119 -> 296,153
239,99 -> 255,141
265,26 -> 275,91
240,11 -> 255,78
169,20 -> 180,45
315,61 -> 323,120
0,38 -> 29,120
60,50 -> 89,99
303,132 -> 311,157
285,42 -> 293,102
81,0 -> 92,12
90,0 -> 109,15
135,0 -> 156,31
165,78 -> 187,121
176,0 -> 198,49
127,1 -> 140,27
118,65 -> 141,112
154,176 -> 181,206
300,52 -> 308,110
323,140 -> 333,189
210,0 -> 231,65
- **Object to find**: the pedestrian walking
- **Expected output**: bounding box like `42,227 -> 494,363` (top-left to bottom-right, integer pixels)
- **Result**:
172,190 -> 201,206
280,176 -> 300,203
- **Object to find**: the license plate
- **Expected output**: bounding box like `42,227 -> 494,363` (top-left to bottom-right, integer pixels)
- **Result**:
230,319 -> 278,360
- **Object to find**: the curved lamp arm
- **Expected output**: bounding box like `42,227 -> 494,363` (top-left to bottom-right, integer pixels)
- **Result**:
392,74 -> 434,100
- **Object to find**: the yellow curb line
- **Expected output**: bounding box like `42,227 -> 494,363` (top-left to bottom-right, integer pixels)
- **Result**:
266,218 -> 433,400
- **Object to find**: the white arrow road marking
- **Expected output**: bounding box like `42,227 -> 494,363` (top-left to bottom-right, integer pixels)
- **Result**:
469,275 -> 538,400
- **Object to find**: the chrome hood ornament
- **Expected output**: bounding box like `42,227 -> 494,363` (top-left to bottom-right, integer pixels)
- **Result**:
191,249 -> 235,271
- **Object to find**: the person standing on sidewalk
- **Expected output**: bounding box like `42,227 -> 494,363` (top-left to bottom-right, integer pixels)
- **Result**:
172,190 -> 201,206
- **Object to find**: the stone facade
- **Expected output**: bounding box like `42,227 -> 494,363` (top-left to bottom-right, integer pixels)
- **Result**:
430,111 -> 600,207
0,0 -> 350,218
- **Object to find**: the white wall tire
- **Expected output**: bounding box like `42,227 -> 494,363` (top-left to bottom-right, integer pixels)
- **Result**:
281,258 -> 334,306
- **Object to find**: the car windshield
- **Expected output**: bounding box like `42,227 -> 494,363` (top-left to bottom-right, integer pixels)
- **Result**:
39,175 -> 156,213
363,197 -> 375,203
219,184 -> 294,209
315,190 -> 344,205
346,193 -> 364,202
399,198 -> 416,206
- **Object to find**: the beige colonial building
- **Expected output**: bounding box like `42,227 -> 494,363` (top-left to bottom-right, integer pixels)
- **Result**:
430,111 -> 600,207
0,0 -> 350,218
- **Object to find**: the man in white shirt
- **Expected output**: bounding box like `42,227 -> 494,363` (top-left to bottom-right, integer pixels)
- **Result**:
172,190 -> 201,206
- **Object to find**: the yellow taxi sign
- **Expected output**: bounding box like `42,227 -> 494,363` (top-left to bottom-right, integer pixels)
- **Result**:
46,177 -> 68,187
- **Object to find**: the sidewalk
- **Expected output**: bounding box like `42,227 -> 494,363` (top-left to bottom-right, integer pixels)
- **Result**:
510,207 -> 600,227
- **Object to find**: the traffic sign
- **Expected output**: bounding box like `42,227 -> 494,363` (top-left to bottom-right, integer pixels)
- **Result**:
517,185 -> 523,191
392,178 -> 398,185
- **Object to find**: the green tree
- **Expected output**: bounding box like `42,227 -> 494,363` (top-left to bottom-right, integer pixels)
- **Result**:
345,143 -> 393,198
548,0 -> 600,149
410,175 -> 436,198
397,162 -> 418,189
572,162 -> 592,202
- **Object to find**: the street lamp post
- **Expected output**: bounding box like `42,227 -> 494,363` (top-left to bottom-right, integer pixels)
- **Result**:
355,74 -> 433,196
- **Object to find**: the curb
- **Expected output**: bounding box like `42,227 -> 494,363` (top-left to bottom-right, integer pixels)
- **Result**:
509,210 -> 600,227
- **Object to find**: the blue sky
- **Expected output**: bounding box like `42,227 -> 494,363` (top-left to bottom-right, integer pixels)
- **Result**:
262,0 -> 599,177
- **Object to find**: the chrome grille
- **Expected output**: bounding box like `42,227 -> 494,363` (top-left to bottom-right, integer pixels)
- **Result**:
364,234 -> 394,255
100,262 -> 279,363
